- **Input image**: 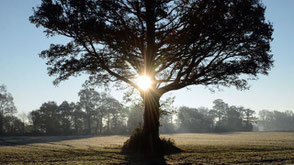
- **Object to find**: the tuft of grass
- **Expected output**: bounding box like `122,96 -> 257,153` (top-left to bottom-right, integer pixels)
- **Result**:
121,128 -> 182,155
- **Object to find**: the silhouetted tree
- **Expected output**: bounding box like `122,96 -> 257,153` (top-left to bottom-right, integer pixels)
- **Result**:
106,97 -> 126,134
58,101 -> 74,134
212,99 -> 229,121
225,106 -> 243,131
0,85 -> 17,135
78,89 -> 126,135
126,103 -> 144,134
18,112 -> 28,134
159,96 -> 177,133
178,106 -> 214,133
78,88 -> 101,134
212,99 -> 256,132
100,94 -> 125,134
241,108 -> 257,131
30,0 -> 273,153
2,116 -> 23,135
71,103 -> 86,134
30,101 -> 61,134
30,101 -> 80,135
160,115 -> 175,133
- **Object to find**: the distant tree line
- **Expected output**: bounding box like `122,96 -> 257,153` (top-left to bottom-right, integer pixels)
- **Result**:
1,84 -> 294,136
258,110 -> 294,131
28,89 -> 128,135
176,99 -> 257,133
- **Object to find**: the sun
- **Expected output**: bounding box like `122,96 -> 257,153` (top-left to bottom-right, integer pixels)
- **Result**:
136,75 -> 152,91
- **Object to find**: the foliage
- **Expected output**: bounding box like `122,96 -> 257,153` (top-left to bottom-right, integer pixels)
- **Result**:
30,0 -> 273,94
78,88 -> 102,134
160,114 -> 176,134
0,85 -> 18,135
0,85 -> 17,115
177,106 -> 214,133
126,104 -> 144,134
30,101 -> 64,135
28,89 -> 127,135
177,99 -> 258,133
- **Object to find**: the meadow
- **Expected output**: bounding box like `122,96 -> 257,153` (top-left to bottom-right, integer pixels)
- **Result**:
0,132 -> 294,164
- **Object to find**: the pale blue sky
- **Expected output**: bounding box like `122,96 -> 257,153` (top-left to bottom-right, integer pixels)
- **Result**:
0,0 -> 293,114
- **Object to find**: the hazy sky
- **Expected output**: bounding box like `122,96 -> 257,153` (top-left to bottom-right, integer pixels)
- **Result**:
0,0 -> 293,114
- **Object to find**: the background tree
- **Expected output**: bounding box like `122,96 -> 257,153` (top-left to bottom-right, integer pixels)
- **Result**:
224,106 -> 244,132
78,88 -> 101,134
126,103 -> 144,134
71,103 -> 86,134
3,116 -> 23,135
212,100 -> 257,132
58,101 -> 74,134
212,99 -> 229,122
241,108 -> 257,131
98,94 -> 125,134
258,110 -> 294,131
30,0 -> 273,153
177,106 -> 214,133
0,85 -> 17,135
30,101 -> 61,135
104,97 -> 126,134
18,112 -> 28,135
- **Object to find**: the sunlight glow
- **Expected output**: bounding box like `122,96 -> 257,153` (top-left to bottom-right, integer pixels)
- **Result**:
136,75 -> 152,91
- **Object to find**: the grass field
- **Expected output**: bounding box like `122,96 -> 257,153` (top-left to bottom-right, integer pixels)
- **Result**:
0,132 -> 294,164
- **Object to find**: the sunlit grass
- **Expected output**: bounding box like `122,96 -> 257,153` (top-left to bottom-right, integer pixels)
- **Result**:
0,132 -> 294,164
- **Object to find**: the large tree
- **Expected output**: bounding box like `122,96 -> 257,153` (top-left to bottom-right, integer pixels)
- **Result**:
30,0 -> 273,153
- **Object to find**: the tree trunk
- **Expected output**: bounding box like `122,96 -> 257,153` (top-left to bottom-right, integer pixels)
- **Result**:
22,121 -> 25,135
142,90 -> 161,153
0,110 -> 3,135
99,115 -> 103,134
95,117 -> 99,135
87,115 -> 91,135
0,116 -> 3,135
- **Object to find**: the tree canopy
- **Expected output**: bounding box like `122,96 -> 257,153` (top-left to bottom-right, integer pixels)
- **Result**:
30,0 -> 273,96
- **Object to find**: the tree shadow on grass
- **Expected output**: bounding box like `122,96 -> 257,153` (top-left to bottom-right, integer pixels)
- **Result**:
63,147 -> 169,164
209,132 -> 242,135
0,137 -> 180,164
0,135 -> 181,164
122,153 -> 167,165
0,135 -> 99,146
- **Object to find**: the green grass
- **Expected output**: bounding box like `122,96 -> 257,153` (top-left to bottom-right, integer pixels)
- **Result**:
0,132 -> 294,164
